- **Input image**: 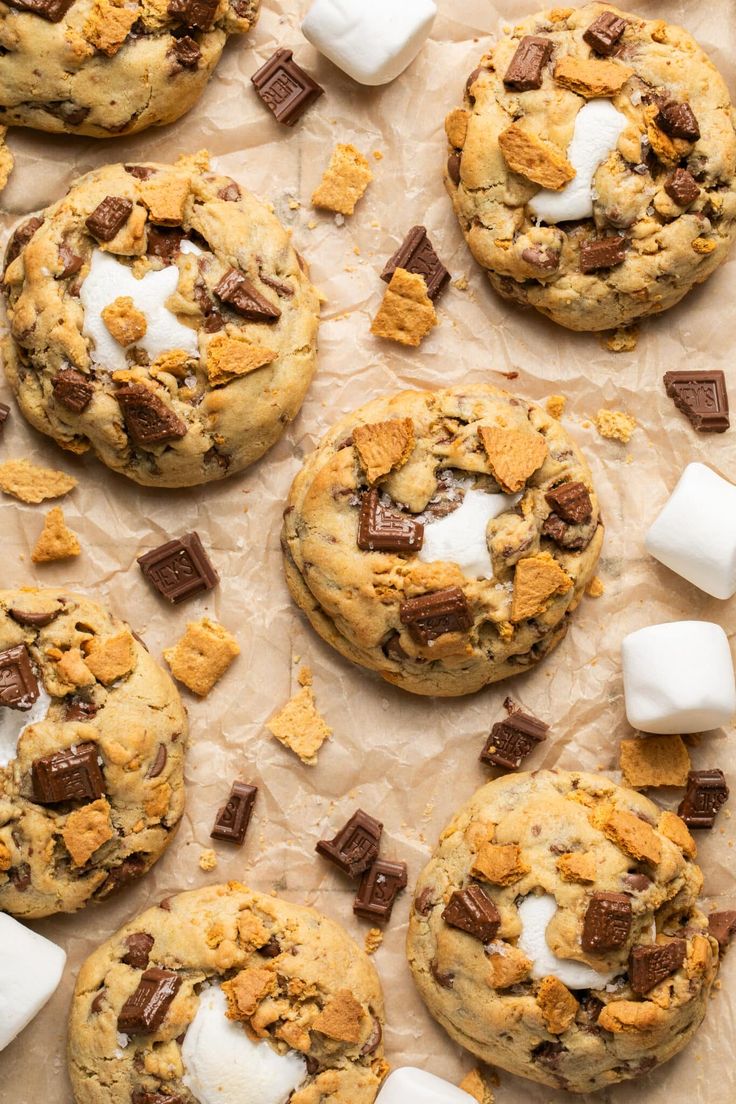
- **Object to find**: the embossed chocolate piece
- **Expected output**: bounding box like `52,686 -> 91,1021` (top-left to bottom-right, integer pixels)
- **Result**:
214,269 -> 281,322
629,940 -> 685,994
354,859 -> 408,921
544,482 -> 593,525
122,932 -> 155,969
147,227 -> 187,264
708,910 -> 736,952
65,698 -> 98,722
481,697 -> 549,771
582,891 -> 632,952
117,967 -> 181,1034
399,587 -> 473,644
316,809 -> 383,877
0,644 -> 40,710
85,196 -> 134,243
251,48 -> 324,126
138,532 -> 219,604
442,885 -> 501,942
663,371 -> 729,433
503,35 -> 553,91
210,781 -> 257,845
664,168 -> 701,207
678,769 -> 729,828
0,403 -> 9,430
32,742 -> 105,804
656,101 -> 700,142
357,488 -> 424,553
381,226 -> 451,301
5,0 -> 74,21
52,368 -> 94,414
583,11 -> 627,56
167,0 -> 217,31
580,236 -> 627,273
115,384 -> 187,446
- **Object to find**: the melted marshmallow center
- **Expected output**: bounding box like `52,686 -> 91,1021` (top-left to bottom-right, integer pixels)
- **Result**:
0,687 -> 52,769
517,893 -> 619,989
417,488 -> 520,579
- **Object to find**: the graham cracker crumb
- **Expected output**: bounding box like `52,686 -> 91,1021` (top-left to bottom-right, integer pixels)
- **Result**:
556,851 -> 596,884
364,928 -> 383,955
61,798 -> 113,866
453,275 -> 469,291
459,1069 -> 495,1104
536,975 -> 579,1033
0,840 -> 11,871
31,507 -> 81,563
101,296 -> 147,346
199,848 -> 218,871
222,967 -> 275,1020
511,552 -> 572,622
297,665 -> 313,688
205,333 -> 277,387
266,685 -> 332,765
150,349 -> 192,380
84,629 -> 135,685
486,942 -> 532,988
478,424 -> 548,492
553,56 -> 632,98
692,237 -> 717,255
312,990 -> 364,1043
164,618 -> 240,697
0,459 -> 77,504
472,842 -> 529,886
353,417 -> 415,484
139,174 -> 190,225
372,150 -> 383,161
658,810 -> 697,858
55,647 -> 95,689
498,123 -> 575,189
370,268 -> 437,347
595,409 -> 637,444
83,0 -> 138,56
601,325 -> 639,353
620,735 -> 691,789
586,576 -> 605,598
312,144 -> 373,216
545,395 -> 566,420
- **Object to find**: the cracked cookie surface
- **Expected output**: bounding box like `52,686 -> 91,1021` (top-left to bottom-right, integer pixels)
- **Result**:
0,0 -> 259,137
0,587 -> 187,918
282,384 -> 603,697
407,770 -> 719,1093
445,3 -> 736,331
68,881 -> 387,1104
2,154 -> 320,488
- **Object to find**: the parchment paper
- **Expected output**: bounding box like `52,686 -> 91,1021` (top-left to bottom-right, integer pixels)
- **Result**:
1,1 -> 735,1100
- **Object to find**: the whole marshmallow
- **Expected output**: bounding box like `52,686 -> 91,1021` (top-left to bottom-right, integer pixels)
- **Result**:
0,685 -> 52,768
376,1068 -> 476,1104
646,463 -> 736,599
622,621 -> 736,734
182,986 -> 307,1104
302,0 -> 437,86
418,489 -> 521,579
529,99 -> 628,223
517,894 -> 618,989
0,914 -> 67,1051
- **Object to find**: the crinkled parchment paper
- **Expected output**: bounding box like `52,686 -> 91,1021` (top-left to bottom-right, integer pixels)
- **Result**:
1,1 -> 735,1100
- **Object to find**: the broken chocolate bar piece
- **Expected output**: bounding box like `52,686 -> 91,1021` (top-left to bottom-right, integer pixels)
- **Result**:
583,11 -> 627,56
381,226 -> 451,301
122,932 -> 155,970
580,236 -> 627,274
138,532 -> 219,604
582,891 -> 632,952
708,910 -> 736,952
5,0 -> 74,21
32,742 -> 105,804
214,269 -> 281,322
357,489 -> 424,553
354,859 -> 408,921
316,809 -> 383,877
544,482 -> 593,525
503,35 -> 553,91
0,644 -> 40,710
210,781 -> 257,845
0,403 -> 9,430
85,196 -> 134,243
117,968 -> 181,1034
629,940 -> 685,995
663,370 -> 729,433
167,0 -> 217,31
251,48 -> 324,126
678,769 -> 729,828
481,697 -> 549,771
656,100 -> 700,142
664,168 -> 701,207
115,384 -> 187,446
52,368 -> 94,414
4,217 -> 44,272
170,35 -> 202,68
442,884 -> 501,942
399,587 -> 473,644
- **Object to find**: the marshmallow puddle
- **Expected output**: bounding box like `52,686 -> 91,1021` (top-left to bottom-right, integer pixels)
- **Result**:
80,248 -> 200,373
181,986 -> 307,1104
529,99 -> 629,224
517,894 -> 619,989
0,913 -> 67,1051
418,488 -> 521,579
0,685 -> 52,769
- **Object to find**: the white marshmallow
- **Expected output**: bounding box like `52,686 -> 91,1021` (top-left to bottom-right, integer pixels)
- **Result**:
182,986 -> 307,1104
517,894 -> 618,989
645,463 -> 736,600
80,249 -> 199,373
302,0 -> 437,86
0,913 -> 67,1051
0,686 -> 52,769
418,489 -> 521,579
528,99 -> 628,224
376,1068 -> 476,1104
622,621 -> 736,734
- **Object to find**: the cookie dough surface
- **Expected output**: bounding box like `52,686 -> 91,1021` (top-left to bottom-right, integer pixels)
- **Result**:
0,588 -> 187,918
446,3 -> 736,330
0,0 -> 259,137
2,155 -> 320,488
407,770 -> 719,1093
68,881 -> 387,1104
282,385 -> 603,697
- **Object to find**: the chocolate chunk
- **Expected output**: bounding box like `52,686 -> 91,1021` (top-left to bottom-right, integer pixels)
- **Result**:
622,872 -> 651,893
214,269 -> 281,322
357,489 -> 424,554
132,1091 -> 183,1104
580,236 -> 627,274
582,892 -> 632,952
117,968 -> 181,1034
583,11 -> 627,56
656,101 -> 700,142
629,940 -> 686,995
9,863 -> 31,891
664,168 -> 701,207
447,151 -> 462,186
521,245 -> 560,271
97,853 -> 148,898
0,644 -> 40,710
124,165 -> 157,181
147,744 -> 167,779
65,698 -> 98,722
5,0 -> 74,21
32,741 -> 105,804
42,100 -> 90,126
360,1017 -> 382,1057
122,932 -> 155,969
415,887 -> 434,916
58,244 -> 83,279
258,936 -> 282,958
354,859 -> 408,921
170,35 -> 201,68
52,367 -> 94,414
251,48 -> 324,126
480,697 -> 549,771
218,181 -> 241,202
85,196 -> 134,243
115,384 -> 187,446
443,885 -> 501,942
0,403 -> 9,430
4,217 -> 44,271
381,226 -> 451,301
9,607 -> 61,628
399,587 -> 473,644
504,35 -> 552,91
663,370 -> 729,433
210,781 -> 257,845
708,910 -> 736,952
90,989 -> 106,1014
678,770 -> 729,828
316,809 -> 383,878
532,1040 -> 566,1069
541,511 -> 589,551
138,532 -> 219,604
430,960 -> 454,989
545,482 -> 593,525
167,0 -> 217,30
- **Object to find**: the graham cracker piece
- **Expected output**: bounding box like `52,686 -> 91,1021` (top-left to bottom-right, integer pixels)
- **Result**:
597,805 -> 662,866
55,647 -> 95,689
498,123 -> 575,189
83,630 -> 135,685
145,782 -> 170,820
692,237 -> 717,255
0,459 -> 76,504
586,576 -> 604,598
312,990 -> 365,1043
597,999 -> 666,1034
364,928 -> 383,955
236,911 -> 269,951
536,975 -> 579,1034
139,175 -> 190,225
205,333 -> 277,387
297,665 -> 312,687
370,268 -> 438,347
101,296 -> 147,346
266,684 -> 332,765
31,507 -> 81,563
545,394 -> 566,420
556,852 -> 596,884
150,349 -> 192,380
312,144 -> 373,216
83,0 -> 138,56
459,1069 -> 495,1104
445,108 -> 470,150
595,408 -> 637,443
222,967 -> 276,1020
644,105 -> 689,169
277,1021 -> 311,1052
620,735 -> 691,789
61,798 -> 113,866
511,552 -> 573,622
554,56 -> 632,97
472,842 -> 529,886
0,840 -> 11,871
478,424 -> 548,492
602,325 -> 639,353
164,618 -> 240,697
353,417 -> 415,484
486,943 -> 532,988
658,810 -> 697,858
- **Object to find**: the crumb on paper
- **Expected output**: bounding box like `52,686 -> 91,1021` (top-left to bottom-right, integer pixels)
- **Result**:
199,848 -> 218,872
453,275 -> 469,291
164,618 -> 240,697
601,325 -> 639,353
297,665 -> 312,687
0,458 -> 77,504
620,734 -> 691,789
312,144 -> 373,216
370,268 -> 437,348
586,576 -> 605,598
546,394 -> 566,419
266,685 -> 332,765
372,150 -> 383,161
364,928 -> 383,955
31,506 -> 81,563
594,408 -> 637,444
